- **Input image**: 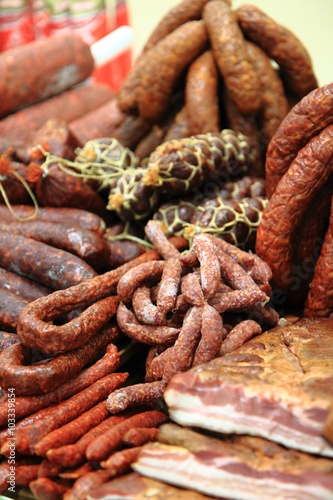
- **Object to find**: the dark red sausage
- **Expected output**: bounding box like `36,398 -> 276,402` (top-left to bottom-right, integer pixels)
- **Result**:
30,477 -> 72,500
0,331 -> 20,351
0,288 -> 29,331
0,329 -> 120,396
0,231 -> 97,290
0,205 -> 106,234
0,32 -> 94,118
0,84 -> 113,144
0,266 -> 51,301
0,329 -> 121,425
0,220 -> 109,271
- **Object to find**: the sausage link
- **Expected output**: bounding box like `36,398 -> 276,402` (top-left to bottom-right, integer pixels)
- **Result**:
118,21 -> 208,121
106,380 -> 167,414
256,124 -> 333,290
0,221 -> 109,271
145,346 -> 173,383
203,0 -> 261,115
180,272 -> 205,306
221,319 -> 262,354
0,231 -> 97,291
303,197 -> 333,318
145,220 -> 181,260
132,285 -> 165,326
0,266 -> 51,302
34,399 -> 110,457
0,205 -> 106,235
117,261 -> 166,303
30,477 -> 72,500
236,4 -> 318,100
16,250 -> 161,355
37,459 -> 63,479
0,288 -> 29,331
100,446 -> 143,474
121,427 -> 160,447
163,306 -> 203,383
164,105 -> 191,142
208,286 -> 268,313
157,258 -> 182,314
192,304 -> 224,366
46,410 -> 138,468
213,242 -> 259,290
186,51 -> 220,135
0,458 -> 40,493
58,463 -> 94,480
15,373 -> 128,455
64,470 -> 110,500
265,82 -> 333,198
17,295 -> 119,355
85,410 -> 169,462
0,330 -> 121,426
192,233 -> 221,299
116,302 -> 180,345
0,331 -> 20,351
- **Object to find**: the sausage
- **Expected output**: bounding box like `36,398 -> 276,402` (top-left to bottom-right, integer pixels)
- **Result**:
0,84 -> 114,144
0,159 -> 36,205
265,82 -> 333,198
18,294 -> 118,355
236,4 -> 318,100
100,446 -> 143,475
221,319 -> 262,355
16,250 -> 162,354
213,242 -> 259,291
245,41 -> 289,145
144,130 -> 255,197
121,427 -> 160,447
192,304 -> 224,366
132,286 -> 165,326
34,162 -> 107,216
208,285 -> 268,313
117,260 -> 166,302
37,460 -> 64,479
256,124 -> 333,291
107,240 -> 146,269
203,0 -> 261,115
0,266 -> 51,301
134,125 -> 166,162
163,105 -> 191,142
0,288 -> 29,331
0,329 -> 121,426
106,380 -> 167,414
58,463 -> 94,480
15,372 -> 128,455
46,411 -> 136,468
0,32 -> 94,118
145,220 -> 181,260
30,477 -> 72,500
69,97 -> 125,148
218,176 -> 267,201
64,470 -> 110,500
116,302 -> 180,345
185,51 -> 220,135
30,118 -> 75,161
192,233 -> 221,299
0,328 -> 119,395
0,221 -> 109,271
0,231 -> 97,291
145,346 -> 173,383
0,330 -> 20,351
34,399 -> 111,457
163,306 -> 203,383
142,0 -> 214,53
303,197 -> 333,318
0,205 -> 106,234
85,410 -> 169,462
156,259 -> 182,314
0,457 -> 41,493
118,21 -> 208,121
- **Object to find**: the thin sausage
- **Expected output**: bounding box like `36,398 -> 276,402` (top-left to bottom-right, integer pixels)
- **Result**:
106,380 -> 167,414
192,233 -> 221,299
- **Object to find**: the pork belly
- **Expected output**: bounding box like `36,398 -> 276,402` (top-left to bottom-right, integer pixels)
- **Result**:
133,423 -> 333,500
164,317 -> 333,457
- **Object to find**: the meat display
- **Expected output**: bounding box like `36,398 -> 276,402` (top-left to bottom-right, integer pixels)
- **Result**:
132,423 -> 333,500
164,317 -> 333,457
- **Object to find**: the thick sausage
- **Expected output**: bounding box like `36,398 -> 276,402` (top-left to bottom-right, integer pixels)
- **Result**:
192,234 -> 221,299
164,106 -> 191,142
106,380 -> 167,414
0,266 -> 51,301
0,220 -> 109,271
186,51 -> 220,135
236,4 -> 318,100
221,319 -> 262,354
0,331 -> 20,351
145,220 -> 181,260
117,261 -> 166,302
100,446 -> 143,475
0,205 -> 106,234
0,32 -> 94,118
0,330 -> 121,425
0,329 -> 119,395
203,0 -> 261,115
0,84 -> 113,144
256,124 -> 333,290
30,477 -> 72,500
0,288 -> 29,331
265,82 -> 333,198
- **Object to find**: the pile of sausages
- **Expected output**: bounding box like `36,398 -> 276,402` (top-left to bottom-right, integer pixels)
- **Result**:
256,82 -> 333,317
